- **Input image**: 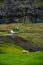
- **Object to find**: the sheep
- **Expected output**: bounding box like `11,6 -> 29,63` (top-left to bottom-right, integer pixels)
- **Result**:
17,27 -> 19,30
22,50 -> 29,53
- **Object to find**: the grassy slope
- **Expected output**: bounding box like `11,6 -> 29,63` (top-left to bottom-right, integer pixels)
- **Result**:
16,24 -> 43,45
0,23 -> 43,65
0,42 -> 43,65
0,23 -> 43,45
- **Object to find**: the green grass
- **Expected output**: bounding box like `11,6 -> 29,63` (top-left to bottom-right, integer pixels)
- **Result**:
0,23 -> 43,65
0,42 -> 43,65
0,23 -> 43,45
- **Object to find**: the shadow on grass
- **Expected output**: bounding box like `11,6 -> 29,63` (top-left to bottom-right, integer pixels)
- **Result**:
0,63 -> 10,65
0,50 -> 6,54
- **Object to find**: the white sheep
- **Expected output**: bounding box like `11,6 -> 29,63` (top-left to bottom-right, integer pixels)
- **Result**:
17,27 -> 19,30
22,50 -> 28,53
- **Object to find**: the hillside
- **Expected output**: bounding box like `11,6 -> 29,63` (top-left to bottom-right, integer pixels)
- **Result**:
0,23 -> 43,51
0,23 -> 43,65
0,42 -> 43,65
0,1 -> 43,65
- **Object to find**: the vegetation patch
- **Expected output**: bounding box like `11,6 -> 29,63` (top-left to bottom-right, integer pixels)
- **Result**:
0,24 -> 43,65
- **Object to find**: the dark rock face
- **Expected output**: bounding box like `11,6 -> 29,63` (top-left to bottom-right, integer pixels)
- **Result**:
0,36 -> 43,52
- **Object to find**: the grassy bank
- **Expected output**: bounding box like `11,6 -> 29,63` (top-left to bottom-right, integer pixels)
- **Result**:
0,42 -> 43,65
0,23 -> 43,45
0,23 -> 43,65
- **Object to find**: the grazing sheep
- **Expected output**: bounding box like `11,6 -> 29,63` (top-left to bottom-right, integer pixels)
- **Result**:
22,50 -> 28,53
17,27 -> 19,30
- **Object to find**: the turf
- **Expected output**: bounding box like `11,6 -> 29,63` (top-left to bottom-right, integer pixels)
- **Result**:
0,23 -> 43,65
0,43 -> 43,65
0,23 -> 43,45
